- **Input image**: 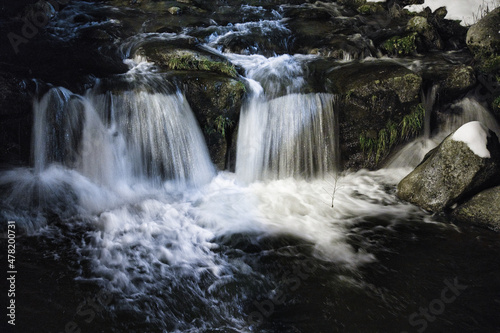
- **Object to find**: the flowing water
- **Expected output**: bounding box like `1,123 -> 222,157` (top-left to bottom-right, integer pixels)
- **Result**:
1,2 -> 500,333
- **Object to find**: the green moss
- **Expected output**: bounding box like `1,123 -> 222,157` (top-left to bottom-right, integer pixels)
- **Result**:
401,103 -> 425,139
382,33 -> 417,56
163,53 -> 238,78
357,3 -> 384,14
493,95 -> 500,111
359,104 -> 425,163
213,115 -> 234,137
479,54 -> 500,73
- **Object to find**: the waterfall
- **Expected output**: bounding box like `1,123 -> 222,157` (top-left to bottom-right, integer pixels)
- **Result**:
236,87 -> 338,183
231,54 -> 339,183
422,84 -> 439,140
32,86 -> 215,187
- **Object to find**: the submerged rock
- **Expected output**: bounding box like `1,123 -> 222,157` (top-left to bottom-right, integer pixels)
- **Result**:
452,186 -> 500,231
397,121 -> 500,212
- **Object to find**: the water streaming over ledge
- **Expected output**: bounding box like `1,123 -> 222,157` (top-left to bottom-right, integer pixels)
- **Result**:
33,85 -> 215,187
2,1 -> 500,332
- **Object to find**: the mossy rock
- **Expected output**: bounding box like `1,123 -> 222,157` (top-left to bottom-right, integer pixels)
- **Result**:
381,33 -> 417,56
406,16 -> 443,50
357,3 -> 385,15
325,61 -> 422,169
466,7 -> 500,60
178,73 -> 246,170
137,40 -> 239,78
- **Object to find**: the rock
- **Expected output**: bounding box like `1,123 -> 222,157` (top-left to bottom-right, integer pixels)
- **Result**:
322,61 -> 422,169
23,0 -> 56,23
136,40 -> 239,78
357,3 -> 385,15
406,16 -> 443,50
387,0 -> 424,6
441,65 -> 477,99
180,73 -> 246,170
452,186 -> 500,231
168,6 -> 182,15
466,7 -> 500,58
0,70 -> 35,165
433,6 -> 447,20
397,121 -> 500,212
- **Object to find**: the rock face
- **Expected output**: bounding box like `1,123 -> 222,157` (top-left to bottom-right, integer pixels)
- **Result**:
324,61 -> 422,169
452,186 -> 500,231
466,7 -> 500,57
397,122 -> 500,212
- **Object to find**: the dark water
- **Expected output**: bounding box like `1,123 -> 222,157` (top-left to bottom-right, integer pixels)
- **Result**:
2,208 -> 500,332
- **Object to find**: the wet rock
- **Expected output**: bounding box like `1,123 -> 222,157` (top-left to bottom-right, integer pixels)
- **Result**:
137,40 -> 240,78
168,6 -> 182,15
452,186 -> 500,231
179,73 -> 246,170
406,16 -> 443,50
441,65 -> 477,100
0,70 -> 35,165
398,122 -> 500,212
357,3 -> 385,15
324,61 -> 422,169
466,7 -> 500,58
387,0 -> 424,6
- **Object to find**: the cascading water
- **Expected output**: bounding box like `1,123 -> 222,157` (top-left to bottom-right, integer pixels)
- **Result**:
32,83 -> 215,187
3,1 -> 500,333
231,54 -> 339,183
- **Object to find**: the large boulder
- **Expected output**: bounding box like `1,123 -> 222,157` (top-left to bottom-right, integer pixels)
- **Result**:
466,7 -> 500,58
452,186 -> 500,231
397,121 -> 500,212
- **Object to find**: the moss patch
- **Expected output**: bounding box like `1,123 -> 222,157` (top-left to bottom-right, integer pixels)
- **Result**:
360,104 -> 425,162
382,33 -> 417,56
479,54 -> 500,73
357,3 -> 384,14
160,51 -> 238,77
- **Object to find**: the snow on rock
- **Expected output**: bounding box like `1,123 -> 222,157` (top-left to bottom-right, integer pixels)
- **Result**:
452,121 -> 491,158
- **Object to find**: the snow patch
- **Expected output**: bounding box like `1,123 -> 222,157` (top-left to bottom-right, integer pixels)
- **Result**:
451,121 -> 491,158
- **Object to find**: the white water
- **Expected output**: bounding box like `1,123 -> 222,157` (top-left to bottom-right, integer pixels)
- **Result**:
227,54 -> 338,183
32,86 -> 214,187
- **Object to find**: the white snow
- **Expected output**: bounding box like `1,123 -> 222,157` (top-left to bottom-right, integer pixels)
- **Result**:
405,0 -> 499,25
451,121 -> 492,158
